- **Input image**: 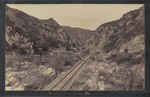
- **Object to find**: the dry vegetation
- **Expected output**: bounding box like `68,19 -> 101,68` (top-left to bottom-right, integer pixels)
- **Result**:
71,63 -> 144,91
5,48 -> 90,90
70,50 -> 145,91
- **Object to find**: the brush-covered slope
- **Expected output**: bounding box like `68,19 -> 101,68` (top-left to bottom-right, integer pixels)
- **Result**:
5,6 -> 72,54
94,6 -> 144,54
62,26 -> 93,49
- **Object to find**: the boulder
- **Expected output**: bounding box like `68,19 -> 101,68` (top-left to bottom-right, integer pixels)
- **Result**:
43,67 -> 55,75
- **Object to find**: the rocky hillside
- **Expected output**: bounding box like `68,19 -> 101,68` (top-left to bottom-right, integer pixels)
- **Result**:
71,6 -> 145,91
62,26 -> 93,49
94,6 -> 144,54
5,6 -> 73,55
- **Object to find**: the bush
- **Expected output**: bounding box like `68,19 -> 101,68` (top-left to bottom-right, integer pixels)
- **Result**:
64,61 -> 72,66
24,84 -> 38,91
103,65 -> 144,91
83,84 -> 91,90
22,66 -> 55,90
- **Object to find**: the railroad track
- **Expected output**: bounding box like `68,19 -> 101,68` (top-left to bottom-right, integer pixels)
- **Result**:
44,46 -> 98,91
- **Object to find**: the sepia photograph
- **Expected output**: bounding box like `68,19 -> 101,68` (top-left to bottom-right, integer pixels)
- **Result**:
5,4 -> 145,91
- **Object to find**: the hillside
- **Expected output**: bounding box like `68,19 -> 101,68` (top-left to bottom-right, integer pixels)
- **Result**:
62,26 -> 93,49
6,6 -> 72,55
71,6 -> 145,91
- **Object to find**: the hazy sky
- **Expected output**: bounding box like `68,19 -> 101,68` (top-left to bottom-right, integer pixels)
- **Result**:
7,4 -> 143,30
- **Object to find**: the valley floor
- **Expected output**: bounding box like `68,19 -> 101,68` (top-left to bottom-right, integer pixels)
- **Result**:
5,48 -> 90,91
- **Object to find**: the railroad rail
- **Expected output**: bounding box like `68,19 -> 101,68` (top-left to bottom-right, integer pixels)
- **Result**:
44,46 -> 98,91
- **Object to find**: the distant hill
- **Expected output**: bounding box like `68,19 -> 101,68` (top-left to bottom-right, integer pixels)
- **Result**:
62,26 -> 93,48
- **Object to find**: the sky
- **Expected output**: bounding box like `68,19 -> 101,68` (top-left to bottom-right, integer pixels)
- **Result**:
7,4 -> 143,30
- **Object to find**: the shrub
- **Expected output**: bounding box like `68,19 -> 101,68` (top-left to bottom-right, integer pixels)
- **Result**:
103,65 -> 144,91
64,61 -> 72,66
24,84 -> 38,91
22,67 -> 55,90
83,84 -> 91,90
